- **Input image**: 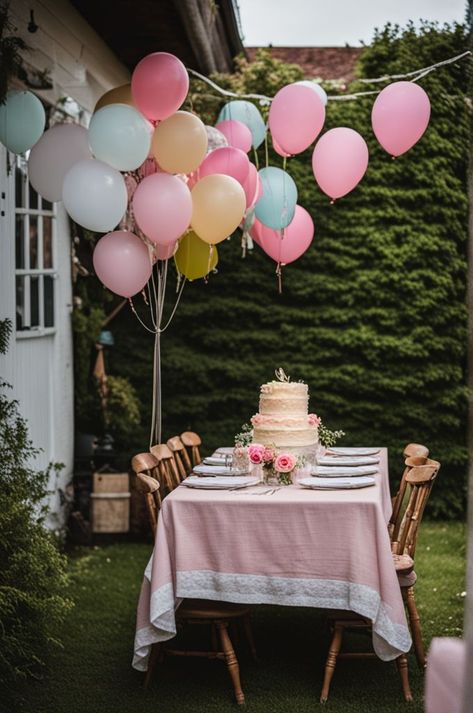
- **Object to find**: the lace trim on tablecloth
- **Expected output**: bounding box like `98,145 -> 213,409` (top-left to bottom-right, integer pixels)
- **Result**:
132,569 -> 411,670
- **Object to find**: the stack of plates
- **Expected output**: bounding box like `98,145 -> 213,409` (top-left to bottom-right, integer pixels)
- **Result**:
203,456 -> 230,466
193,463 -> 250,477
299,476 -> 376,490
181,475 -> 260,490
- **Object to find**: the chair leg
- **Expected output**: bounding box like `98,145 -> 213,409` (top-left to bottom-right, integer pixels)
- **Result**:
217,621 -> 245,705
404,586 -> 426,669
144,643 -> 162,688
320,623 -> 344,703
395,653 -> 413,702
242,613 -> 258,661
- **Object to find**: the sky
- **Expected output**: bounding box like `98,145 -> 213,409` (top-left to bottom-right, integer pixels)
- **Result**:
236,0 -> 467,46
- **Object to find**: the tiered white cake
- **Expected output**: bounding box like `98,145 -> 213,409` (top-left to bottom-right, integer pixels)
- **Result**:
251,375 -> 319,450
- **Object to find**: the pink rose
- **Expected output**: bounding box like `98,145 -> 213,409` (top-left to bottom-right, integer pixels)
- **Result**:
308,413 -> 321,427
250,414 -> 263,426
275,452 -> 297,473
262,447 -> 276,463
248,444 -> 264,464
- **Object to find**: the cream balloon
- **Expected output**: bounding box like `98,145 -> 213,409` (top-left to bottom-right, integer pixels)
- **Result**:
191,174 -> 246,245
94,84 -> 135,113
152,111 -> 207,174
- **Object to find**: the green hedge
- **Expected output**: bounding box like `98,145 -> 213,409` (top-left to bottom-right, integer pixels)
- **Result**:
110,22 -> 469,518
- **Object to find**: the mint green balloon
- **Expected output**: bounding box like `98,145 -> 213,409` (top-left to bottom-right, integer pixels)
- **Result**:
88,103 -> 152,171
0,91 -> 45,154
255,167 -> 297,230
217,100 -> 266,149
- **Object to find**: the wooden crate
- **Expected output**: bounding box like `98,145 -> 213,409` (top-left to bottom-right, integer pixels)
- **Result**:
91,472 -> 130,533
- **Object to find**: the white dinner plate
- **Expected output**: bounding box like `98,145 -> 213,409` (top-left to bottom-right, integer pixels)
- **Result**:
193,464 -> 250,477
318,455 -> 380,467
203,456 -> 231,466
214,447 -> 234,455
327,447 -> 381,456
181,476 -> 260,490
311,465 -> 379,477
299,476 -> 376,490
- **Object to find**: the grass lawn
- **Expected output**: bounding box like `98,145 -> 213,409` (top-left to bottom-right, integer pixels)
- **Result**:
11,522 -> 465,713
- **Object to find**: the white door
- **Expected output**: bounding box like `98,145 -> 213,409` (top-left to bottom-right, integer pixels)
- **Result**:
0,145 -> 74,530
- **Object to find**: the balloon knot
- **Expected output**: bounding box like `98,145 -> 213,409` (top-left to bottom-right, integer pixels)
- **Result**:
330,199 -> 335,205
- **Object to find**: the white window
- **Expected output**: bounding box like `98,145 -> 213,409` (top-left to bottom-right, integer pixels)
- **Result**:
14,154 -> 56,334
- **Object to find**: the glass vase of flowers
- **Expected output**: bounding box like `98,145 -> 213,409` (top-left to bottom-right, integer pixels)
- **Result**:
248,444 -> 302,485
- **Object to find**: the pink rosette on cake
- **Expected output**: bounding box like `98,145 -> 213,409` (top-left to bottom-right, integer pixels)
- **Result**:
308,413 -> 321,427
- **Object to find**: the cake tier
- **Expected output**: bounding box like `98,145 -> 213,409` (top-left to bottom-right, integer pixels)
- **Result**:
252,415 -> 318,448
259,395 -> 308,416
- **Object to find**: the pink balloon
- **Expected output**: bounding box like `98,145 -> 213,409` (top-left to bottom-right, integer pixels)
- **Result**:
242,163 -> 263,209
273,137 -> 291,158
215,119 -> 252,153
198,146 -> 250,186
153,241 -> 177,262
132,173 -> 192,244
371,81 -> 431,157
131,52 -> 189,121
312,128 -> 369,200
251,205 -> 314,264
93,230 -> 152,298
269,84 -> 325,155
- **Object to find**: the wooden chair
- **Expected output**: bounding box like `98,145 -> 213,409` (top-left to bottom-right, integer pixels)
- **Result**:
166,436 -> 193,479
389,443 -> 429,537
320,458 -> 440,704
131,453 -> 163,533
135,472 -> 256,705
180,431 -> 202,467
150,444 -> 181,492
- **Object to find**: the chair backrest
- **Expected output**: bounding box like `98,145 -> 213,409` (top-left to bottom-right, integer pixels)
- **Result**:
391,458 -> 440,559
167,436 -> 193,479
180,431 -> 202,466
150,443 -> 181,491
131,453 -> 162,535
389,443 -> 430,534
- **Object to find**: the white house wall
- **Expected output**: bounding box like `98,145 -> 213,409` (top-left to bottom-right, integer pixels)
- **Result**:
1,2 -> 131,529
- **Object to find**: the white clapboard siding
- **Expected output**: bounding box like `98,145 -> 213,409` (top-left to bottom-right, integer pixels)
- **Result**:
9,0 -> 130,111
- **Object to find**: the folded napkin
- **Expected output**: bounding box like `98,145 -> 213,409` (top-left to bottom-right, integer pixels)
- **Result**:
193,463 -> 249,477
300,476 -> 376,490
312,465 -> 379,477
214,447 -> 234,455
203,456 -> 229,466
328,447 -> 380,456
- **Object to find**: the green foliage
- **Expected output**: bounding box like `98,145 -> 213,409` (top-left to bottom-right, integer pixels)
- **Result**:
0,2 -> 26,104
111,23 -> 469,517
0,322 -> 72,688
105,375 -> 141,447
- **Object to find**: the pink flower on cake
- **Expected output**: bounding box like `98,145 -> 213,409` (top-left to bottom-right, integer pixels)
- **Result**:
308,413 -> 321,427
248,444 -> 265,464
250,414 -> 263,426
275,452 -> 297,473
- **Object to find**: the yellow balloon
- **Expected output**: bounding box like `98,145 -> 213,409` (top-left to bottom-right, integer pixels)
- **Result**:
191,174 -> 246,245
152,111 -> 207,174
174,231 -> 219,280
94,84 -> 135,113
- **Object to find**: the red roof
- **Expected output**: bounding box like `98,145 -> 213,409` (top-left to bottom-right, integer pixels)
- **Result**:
245,46 -> 363,83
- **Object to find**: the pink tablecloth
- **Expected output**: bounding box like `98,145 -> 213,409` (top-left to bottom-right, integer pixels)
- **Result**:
133,448 -> 411,670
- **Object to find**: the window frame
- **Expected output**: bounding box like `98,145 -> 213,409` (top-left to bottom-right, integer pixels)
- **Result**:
14,153 -> 57,338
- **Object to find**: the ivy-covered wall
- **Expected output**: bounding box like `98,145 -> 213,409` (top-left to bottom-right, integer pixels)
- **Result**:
106,22 -> 469,518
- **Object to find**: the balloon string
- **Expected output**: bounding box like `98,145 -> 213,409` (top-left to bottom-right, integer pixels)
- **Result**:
283,156 -> 287,171
205,244 -> 214,280
253,147 -> 259,170
276,263 -> 283,294
160,278 -> 186,333
264,134 -> 269,168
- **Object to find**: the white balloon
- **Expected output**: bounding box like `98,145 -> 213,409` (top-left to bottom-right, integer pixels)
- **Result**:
62,159 -> 128,232
88,103 -> 152,171
205,125 -> 228,154
28,124 -> 92,202
295,81 -> 328,107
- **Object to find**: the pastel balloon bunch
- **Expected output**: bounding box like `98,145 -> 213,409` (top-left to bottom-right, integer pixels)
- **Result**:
0,51 -> 432,295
